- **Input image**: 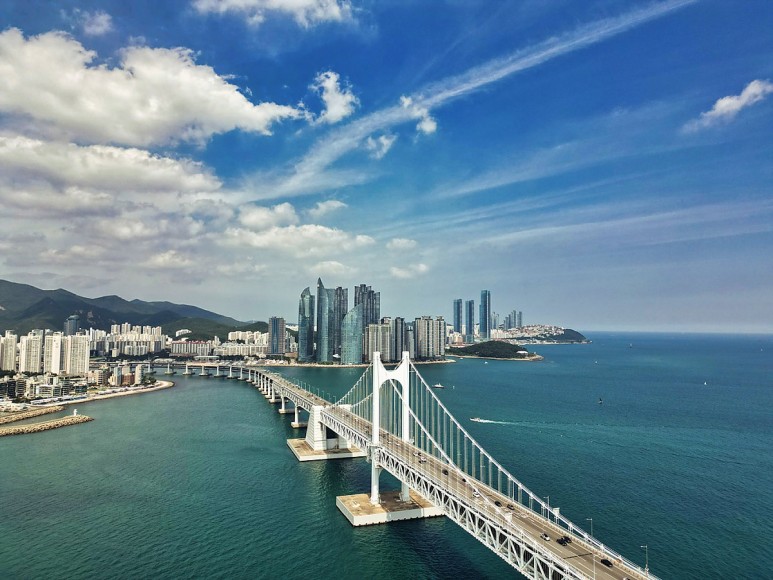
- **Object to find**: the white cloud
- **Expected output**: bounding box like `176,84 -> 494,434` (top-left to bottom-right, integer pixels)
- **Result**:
390,263 -> 429,279
192,0 -> 354,28
683,79 -> 773,132
81,11 -> 114,36
386,238 -> 417,251
311,71 -> 359,125
143,250 -> 195,270
0,29 -> 304,147
365,134 -> 397,159
223,224 -> 374,257
310,260 -> 356,277
307,199 -> 347,219
239,203 -> 299,230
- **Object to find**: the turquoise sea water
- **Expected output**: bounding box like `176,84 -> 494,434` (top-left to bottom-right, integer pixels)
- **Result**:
2,332 -> 772,579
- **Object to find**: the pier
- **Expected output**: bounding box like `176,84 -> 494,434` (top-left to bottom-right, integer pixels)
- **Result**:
0,414 -> 93,437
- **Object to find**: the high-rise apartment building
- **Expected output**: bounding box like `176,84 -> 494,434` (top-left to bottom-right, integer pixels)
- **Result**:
464,300 -> 475,343
19,332 -> 44,374
365,323 -> 392,363
268,316 -> 286,355
0,331 -> 17,371
297,287 -> 315,362
391,317 -> 406,363
452,299 -> 463,334
479,290 -> 491,340
332,286 -> 348,359
354,284 -> 380,327
340,303 -> 364,365
44,332 -> 64,375
414,316 -> 445,359
315,278 -> 334,363
64,335 -> 90,376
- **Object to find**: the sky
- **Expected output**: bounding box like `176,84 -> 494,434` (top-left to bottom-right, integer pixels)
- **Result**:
0,0 -> 771,333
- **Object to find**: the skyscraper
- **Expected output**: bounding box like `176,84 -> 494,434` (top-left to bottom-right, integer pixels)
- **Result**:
340,303 -> 364,365
479,290 -> 491,340
268,316 -> 286,355
414,316 -> 446,359
316,278 -> 335,363
332,286 -> 348,359
452,299 -> 463,334
465,300 -> 475,343
63,314 -> 80,336
0,331 -> 17,372
354,284 -> 380,327
392,317 -> 406,362
297,287 -> 315,362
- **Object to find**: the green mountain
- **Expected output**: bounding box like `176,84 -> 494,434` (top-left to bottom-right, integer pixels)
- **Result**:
0,279 -> 249,337
447,341 -> 531,359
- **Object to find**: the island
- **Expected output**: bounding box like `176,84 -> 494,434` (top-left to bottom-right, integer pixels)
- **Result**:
446,341 -> 543,361
502,325 -> 590,344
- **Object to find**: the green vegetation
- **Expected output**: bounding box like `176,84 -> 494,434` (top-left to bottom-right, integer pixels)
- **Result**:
446,341 -> 530,359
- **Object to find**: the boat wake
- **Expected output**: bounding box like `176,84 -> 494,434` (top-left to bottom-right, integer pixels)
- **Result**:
470,418 -> 516,425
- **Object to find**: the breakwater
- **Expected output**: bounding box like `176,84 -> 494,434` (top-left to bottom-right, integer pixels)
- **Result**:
0,414 -> 93,437
0,406 -> 65,425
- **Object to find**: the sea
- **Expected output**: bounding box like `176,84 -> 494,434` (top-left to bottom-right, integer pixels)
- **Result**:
1,332 -> 771,579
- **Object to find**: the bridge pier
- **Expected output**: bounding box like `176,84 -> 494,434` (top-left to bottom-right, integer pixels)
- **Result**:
286,403 -> 365,462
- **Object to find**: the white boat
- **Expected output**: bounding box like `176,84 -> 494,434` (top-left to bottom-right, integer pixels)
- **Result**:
470,417 -> 483,422
432,383 -> 445,389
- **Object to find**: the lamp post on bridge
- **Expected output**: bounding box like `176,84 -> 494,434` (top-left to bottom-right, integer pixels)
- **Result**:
586,518 -> 595,580
543,495 -> 550,520
641,544 -> 649,577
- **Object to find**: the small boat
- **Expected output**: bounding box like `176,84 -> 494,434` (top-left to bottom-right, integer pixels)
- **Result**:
432,383 -> 445,389
470,417 -> 483,422
598,397 -> 603,405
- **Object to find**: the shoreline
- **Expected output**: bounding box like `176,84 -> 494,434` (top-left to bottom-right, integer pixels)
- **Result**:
447,353 -> 544,362
30,380 -> 175,408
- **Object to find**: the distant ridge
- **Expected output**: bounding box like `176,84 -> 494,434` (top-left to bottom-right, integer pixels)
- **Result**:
0,279 -> 250,337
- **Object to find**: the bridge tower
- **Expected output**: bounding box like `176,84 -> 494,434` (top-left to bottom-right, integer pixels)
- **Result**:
370,351 -> 411,505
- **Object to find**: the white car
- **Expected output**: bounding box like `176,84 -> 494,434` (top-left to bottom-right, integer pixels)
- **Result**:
540,533 -> 550,541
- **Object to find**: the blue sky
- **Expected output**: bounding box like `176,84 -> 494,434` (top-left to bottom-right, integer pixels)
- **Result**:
0,1 -> 771,332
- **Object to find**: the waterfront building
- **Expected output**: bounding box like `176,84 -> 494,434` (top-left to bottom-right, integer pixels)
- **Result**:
43,332 -> 64,375
64,335 -> 90,376
453,299 -> 463,334
414,316 -> 446,359
315,279 -> 335,363
268,316 -> 286,356
332,286 -> 348,359
63,314 -> 80,336
19,332 -> 44,374
170,340 -> 212,357
392,317 -> 406,363
340,303 -> 364,365
464,300 -> 475,343
480,290 -> 491,340
365,323 -> 392,363
0,331 -> 17,372
354,284 -> 380,327
297,287 -> 315,362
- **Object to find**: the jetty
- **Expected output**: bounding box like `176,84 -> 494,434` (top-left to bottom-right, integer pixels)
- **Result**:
0,406 -> 65,425
0,414 -> 94,437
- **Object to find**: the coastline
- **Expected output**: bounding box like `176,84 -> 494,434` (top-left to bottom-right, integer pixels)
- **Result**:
35,380 -> 175,408
447,353 -> 544,362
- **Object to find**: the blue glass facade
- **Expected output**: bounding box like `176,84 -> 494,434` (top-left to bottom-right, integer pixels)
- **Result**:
297,287 -> 315,362
341,303 -> 364,365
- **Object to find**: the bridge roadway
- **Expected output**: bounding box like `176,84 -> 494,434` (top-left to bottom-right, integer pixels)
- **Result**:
259,374 -> 650,580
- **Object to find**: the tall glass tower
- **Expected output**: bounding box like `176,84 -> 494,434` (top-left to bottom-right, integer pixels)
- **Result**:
297,287 -> 315,362
479,290 -> 491,340
452,299 -> 463,334
341,303 -> 364,365
465,300 -> 475,343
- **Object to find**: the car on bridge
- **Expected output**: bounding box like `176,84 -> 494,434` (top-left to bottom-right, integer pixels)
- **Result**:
600,558 -> 613,568
540,533 -> 550,541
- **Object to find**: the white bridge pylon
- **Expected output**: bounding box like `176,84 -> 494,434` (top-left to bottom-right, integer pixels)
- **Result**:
370,350 -> 411,504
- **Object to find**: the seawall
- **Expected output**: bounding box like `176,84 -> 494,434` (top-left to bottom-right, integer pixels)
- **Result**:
0,406 -> 65,425
0,415 -> 94,437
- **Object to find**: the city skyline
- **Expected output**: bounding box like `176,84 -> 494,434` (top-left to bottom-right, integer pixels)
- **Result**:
0,2 -> 771,333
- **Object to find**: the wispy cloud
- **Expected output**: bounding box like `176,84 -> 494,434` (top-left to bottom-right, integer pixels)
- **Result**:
257,0 -> 697,199
683,79 -> 773,132
192,0 -> 354,28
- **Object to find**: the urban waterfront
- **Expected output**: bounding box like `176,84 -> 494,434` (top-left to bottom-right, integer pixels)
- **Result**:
2,332 -> 772,579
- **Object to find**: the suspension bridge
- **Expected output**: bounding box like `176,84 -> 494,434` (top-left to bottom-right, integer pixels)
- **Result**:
178,355 -> 655,579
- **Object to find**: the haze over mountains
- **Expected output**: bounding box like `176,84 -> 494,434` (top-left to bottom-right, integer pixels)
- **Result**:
0,279 -> 254,337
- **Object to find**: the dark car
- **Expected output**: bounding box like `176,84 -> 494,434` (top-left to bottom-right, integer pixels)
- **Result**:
600,558 -> 613,568
557,537 -> 567,546
442,468 -> 449,475
494,500 -> 502,507
561,535 -> 572,544
506,503 -> 515,510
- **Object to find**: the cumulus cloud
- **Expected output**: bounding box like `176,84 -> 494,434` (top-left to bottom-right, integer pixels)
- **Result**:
239,202 -> 299,230
311,71 -> 359,124
307,199 -> 347,219
390,263 -> 429,279
386,238 -> 417,251
223,224 -> 374,257
0,28 -> 304,147
193,0 -> 353,28
144,250 -> 195,270
81,10 -> 114,36
310,260 -> 356,277
684,79 -> 773,132
365,134 -> 397,159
